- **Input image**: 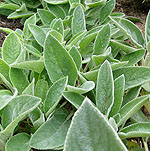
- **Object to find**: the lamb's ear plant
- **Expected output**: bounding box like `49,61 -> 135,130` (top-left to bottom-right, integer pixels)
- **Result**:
0,0 -> 150,150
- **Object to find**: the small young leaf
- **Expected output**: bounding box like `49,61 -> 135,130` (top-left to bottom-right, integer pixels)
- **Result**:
30,109 -> 71,150
122,86 -> 141,106
47,4 -> 66,19
2,32 -> 22,65
116,95 -> 148,126
63,91 -> 85,109
69,46 -> 82,70
28,24 -> 46,47
1,95 -> 41,138
96,60 -> 114,116
11,60 -> 44,73
23,14 -> 36,38
72,6 -> 86,36
122,49 -> 145,66
111,40 -> 137,53
44,77 -> 68,116
6,133 -> 30,151
8,10 -> 34,19
113,67 -> 150,90
38,9 -> 56,25
93,47 -> 111,66
0,90 -> 12,110
119,123 -> 150,139
0,59 -> 10,82
93,24 -> 111,55
109,75 -> 125,117
50,18 -> 64,36
145,10 -> 150,44
44,33 -> 77,85
22,78 -> 35,95
9,68 -> 29,94
44,0 -> 68,5
35,78 -> 49,101
99,0 -> 116,24
67,81 -> 95,95
110,17 -> 145,48
64,98 -> 127,151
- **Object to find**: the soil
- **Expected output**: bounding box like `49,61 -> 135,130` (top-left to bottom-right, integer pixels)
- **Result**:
0,15 -> 23,47
116,0 -> 149,35
0,1 -> 149,47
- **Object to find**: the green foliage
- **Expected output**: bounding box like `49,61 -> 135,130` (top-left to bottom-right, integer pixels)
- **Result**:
0,0 -> 150,150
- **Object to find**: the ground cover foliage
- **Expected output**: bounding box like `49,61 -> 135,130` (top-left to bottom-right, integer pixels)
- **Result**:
0,0 -> 150,150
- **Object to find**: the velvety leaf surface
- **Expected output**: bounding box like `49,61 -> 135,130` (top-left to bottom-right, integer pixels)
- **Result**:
119,123 -> 150,139
110,17 -> 145,47
99,0 -> 116,24
28,24 -> 46,47
63,92 -> 85,109
96,60 -> 114,115
30,109 -> 71,150
0,59 -> 10,82
0,90 -> 12,110
69,46 -> 82,70
35,78 -> 49,101
47,4 -> 66,19
37,9 -> 56,25
44,77 -> 68,116
122,49 -> 145,66
109,75 -> 125,117
6,133 -> 30,151
11,60 -> 44,73
72,6 -> 86,36
116,95 -> 148,126
9,68 -> 29,94
113,67 -> 150,90
145,10 -> 150,44
44,33 -> 77,85
1,95 -> 41,138
2,32 -> 22,65
64,98 -> 127,151
93,24 -> 110,55
67,81 -> 95,95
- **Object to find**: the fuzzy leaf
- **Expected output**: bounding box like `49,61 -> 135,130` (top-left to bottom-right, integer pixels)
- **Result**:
30,109 -> 71,150
1,95 -> 41,138
96,60 -> 114,116
64,98 -> 127,151
63,92 -> 85,109
145,10 -> 150,44
44,77 -> 68,116
44,33 -> 77,85
119,123 -> 150,139
6,133 -> 30,151
10,68 -> 29,94
93,24 -> 110,55
72,6 -> 86,36
113,67 -> 150,90
67,81 -> 95,95
11,60 -> 44,73
99,0 -> 116,24
69,46 -> 82,70
0,90 -> 12,110
28,24 -> 46,47
116,95 -> 149,126
2,32 -> 22,65
109,75 -> 125,117
110,17 -> 145,48
38,9 -> 56,25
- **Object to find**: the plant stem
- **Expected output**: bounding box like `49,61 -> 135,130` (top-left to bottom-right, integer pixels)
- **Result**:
142,137 -> 149,151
